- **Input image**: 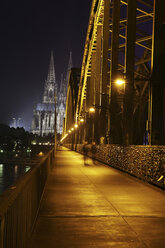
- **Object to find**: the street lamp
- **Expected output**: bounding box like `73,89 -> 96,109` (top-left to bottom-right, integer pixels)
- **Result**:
74,124 -> 79,150
74,124 -> 78,128
89,107 -> 95,113
115,78 -> 125,86
89,107 -> 95,142
115,77 -> 125,145
80,118 -> 84,123
78,118 -> 85,144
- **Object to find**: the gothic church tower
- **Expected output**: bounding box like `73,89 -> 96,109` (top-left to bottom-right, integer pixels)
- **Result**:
32,51 -> 73,136
43,51 -> 56,103
32,52 -> 57,136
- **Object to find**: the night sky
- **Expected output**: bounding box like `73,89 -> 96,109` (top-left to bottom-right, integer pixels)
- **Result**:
0,0 -> 91,130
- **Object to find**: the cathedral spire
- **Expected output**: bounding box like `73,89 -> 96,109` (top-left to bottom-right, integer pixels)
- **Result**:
67,51 -> 73,72
47,50 -> 56,84
66,51 -> 73,85
43,51 -> 56,103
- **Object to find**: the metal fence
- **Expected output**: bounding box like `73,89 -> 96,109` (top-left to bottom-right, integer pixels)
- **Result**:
65,143 -> 165,189
0,148 -> 54,248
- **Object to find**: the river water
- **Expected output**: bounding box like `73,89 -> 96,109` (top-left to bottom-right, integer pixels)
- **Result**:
0,163 -> 31,194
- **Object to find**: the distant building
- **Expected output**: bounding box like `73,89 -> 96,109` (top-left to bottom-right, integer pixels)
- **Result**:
11,117 -> 22,128
31,51 -> 72,136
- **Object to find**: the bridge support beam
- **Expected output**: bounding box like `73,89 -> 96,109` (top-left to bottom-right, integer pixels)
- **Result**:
123,0 -> 136,145
108,0 -> 121,144
90,52 -> 96,108
94,25 -> 102,143
100,0 -> 110,141
150,0 -> 165,145
85,77 -> 91,142
89,52 -> 96,143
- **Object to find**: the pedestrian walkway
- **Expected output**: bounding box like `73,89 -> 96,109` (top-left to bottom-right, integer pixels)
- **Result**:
28,147 -> 165,248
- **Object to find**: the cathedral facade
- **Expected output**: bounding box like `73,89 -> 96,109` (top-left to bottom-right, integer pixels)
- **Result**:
31,51 -> 72,136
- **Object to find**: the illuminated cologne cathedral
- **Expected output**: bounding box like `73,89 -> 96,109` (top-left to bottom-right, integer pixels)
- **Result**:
32,51 -> 72,136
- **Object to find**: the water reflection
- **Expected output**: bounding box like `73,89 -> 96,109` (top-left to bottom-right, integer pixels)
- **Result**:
0,164 -> 31,194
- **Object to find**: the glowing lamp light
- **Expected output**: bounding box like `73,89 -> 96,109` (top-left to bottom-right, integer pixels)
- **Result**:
38,151 -> 44,156
89,107 -> 95,113
74,124 -> 78,128
80,118 -> 84,123
115,79 -> 125,86
71,128 -> 74,131
69,130 -> 71,133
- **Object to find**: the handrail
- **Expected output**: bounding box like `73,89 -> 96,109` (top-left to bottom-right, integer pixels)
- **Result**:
65,143 -> 165,189
0,148 -> 54,248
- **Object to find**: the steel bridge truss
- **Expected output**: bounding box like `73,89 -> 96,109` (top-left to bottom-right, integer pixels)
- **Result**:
67,0 -> 165,145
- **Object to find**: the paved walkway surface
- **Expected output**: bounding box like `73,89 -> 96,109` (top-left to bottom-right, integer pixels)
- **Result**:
29,147 -> 165,248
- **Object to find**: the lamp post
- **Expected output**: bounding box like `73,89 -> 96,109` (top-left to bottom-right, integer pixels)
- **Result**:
71,128 -> 74,150
116,78 -> 125,145
115,78 -> 125,101
78,118 -> 85,144
89,107 -> 95,143
107,77 -> 125,144
74,124 -> 78,150
108,77 -> 125,145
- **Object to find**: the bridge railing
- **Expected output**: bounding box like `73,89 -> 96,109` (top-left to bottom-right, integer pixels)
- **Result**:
0,148 -> 54,248
65,144 -> 165,189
